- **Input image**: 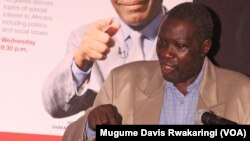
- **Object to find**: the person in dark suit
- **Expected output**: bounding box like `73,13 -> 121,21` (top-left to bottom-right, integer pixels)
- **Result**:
62,2 -> 250,141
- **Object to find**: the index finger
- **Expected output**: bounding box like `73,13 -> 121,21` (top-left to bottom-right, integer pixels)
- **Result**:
93,18 -> 113,30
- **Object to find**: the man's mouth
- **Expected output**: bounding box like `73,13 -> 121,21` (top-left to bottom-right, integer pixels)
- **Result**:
117,0 -> 147,6
161,63 -> 175,73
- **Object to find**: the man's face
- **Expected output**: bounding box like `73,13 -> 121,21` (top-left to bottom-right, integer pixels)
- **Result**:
156,17 -> 208,84
111,0 -> 163,29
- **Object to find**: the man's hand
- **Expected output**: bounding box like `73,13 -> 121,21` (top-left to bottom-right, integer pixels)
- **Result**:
74,18 -> 121,70
88,104 -> 122,131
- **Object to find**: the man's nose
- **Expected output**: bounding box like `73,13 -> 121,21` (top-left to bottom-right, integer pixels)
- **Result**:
159,45 -> 175,59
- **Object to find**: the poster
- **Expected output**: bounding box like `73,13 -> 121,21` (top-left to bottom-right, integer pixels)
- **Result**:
0,0 -> 192,140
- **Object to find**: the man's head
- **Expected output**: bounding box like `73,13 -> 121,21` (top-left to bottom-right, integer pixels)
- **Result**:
111,0 -> 163,30
156,2 -> 213,85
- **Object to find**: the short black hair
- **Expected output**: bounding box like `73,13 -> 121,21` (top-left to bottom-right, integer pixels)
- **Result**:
165,2 -> 213,43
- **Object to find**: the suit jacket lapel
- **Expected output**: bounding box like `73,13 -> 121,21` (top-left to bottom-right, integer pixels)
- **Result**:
197,58 -> 226,116
197,58 -> 245,123
134,64 -> 165,124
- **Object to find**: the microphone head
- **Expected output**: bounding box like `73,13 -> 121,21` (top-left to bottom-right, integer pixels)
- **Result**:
194,109 -> 209,125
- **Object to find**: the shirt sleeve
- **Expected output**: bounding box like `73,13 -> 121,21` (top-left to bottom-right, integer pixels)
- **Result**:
85,121 -> 96,140
71,60 -> 91,87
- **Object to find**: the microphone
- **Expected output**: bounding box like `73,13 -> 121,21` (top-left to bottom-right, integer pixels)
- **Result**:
195,109 -> 238,125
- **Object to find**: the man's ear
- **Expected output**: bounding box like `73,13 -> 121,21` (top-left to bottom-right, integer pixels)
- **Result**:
202,39 -> 212,56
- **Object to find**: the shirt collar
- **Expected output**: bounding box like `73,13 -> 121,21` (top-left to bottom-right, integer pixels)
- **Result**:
166,62 -> 205,94
120,6 -> 165,41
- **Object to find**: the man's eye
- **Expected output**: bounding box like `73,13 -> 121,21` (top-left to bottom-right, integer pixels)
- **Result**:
176,44 -> 187,49
158,39 -> 168,47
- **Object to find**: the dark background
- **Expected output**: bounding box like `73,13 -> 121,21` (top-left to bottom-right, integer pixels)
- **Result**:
193,0 -> 250,76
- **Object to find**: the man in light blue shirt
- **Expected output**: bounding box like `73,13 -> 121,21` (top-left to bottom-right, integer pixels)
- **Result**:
42,0 -> 166,118
62,3 -> 250,141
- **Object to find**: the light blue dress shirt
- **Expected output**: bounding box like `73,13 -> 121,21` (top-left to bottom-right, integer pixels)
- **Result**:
159,64 -> 204,125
